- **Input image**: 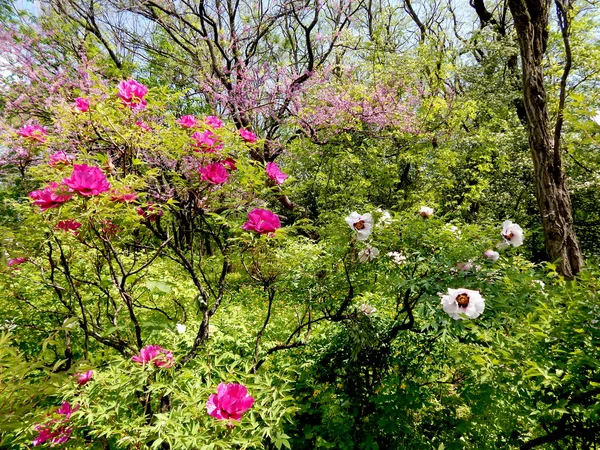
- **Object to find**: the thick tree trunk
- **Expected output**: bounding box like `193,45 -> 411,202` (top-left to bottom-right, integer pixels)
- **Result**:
507,0 -> 583,278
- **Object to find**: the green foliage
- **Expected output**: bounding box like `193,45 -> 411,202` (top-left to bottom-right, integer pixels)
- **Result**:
1,2 -> 600,449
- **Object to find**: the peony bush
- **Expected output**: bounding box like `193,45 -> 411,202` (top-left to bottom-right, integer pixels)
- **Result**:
1,75 -> 593,450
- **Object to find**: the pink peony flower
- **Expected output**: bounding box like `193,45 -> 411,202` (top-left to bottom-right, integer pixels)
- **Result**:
74,370 -> 93,385
200,162 -> 229,184
74,97 -> 90,112
33,424 -> 60,447
137,203 -> 163,222
265,162 -> 288,185
177,115 -> 196,128
222,158 -> 237,171
29,182 -> 74,211
117,79 -> 148,109
205,115 -> 223,129
206,382 -> 254,422
8,257 -> 27,267
110,187 -> 138,203
135,121 -> 152,132
33,402 -> 78,447
56,402 -> 79,419
131,345 -> 174,368
456,261 -> 473,272
56,220 -> 82,234
49,151 -> 74,166
239,128 -> 257,143
242,208 -> 281,235
18,124 -> 48,143
33,424 -> 73,447
192,130 -> 222,152
63,164 -> 111,196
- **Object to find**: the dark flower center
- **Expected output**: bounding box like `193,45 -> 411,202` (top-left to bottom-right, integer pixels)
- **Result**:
456,293 -> 470,308
354,220 -> 365,230
503,231 -> 514,240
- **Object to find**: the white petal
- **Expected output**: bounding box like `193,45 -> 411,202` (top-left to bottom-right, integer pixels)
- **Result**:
345,212 -> 361,228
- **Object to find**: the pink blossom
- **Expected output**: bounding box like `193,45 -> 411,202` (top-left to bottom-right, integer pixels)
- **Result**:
32,402 -> 79,447
63,164 -> 111,196
137,203 -> 163,222
117,79 -> 148,110
56,220 -> 82,234
18,124 -> 48,143
49,151 -> 74,166
239,128 -> 257,143
207,382 -> 254,422
483,249 -> 499,262
242,208 -> 281,234
33,424 -> 73,447
29,182 -> 74,211
177,115 -> 196,128
110,187 -> 138,203
192,130 -> 222,152
265,162 -> 288,184
74,370 -> 93,385
56,402 -> 79,419
33,424 -> 60,446
74,97 -> 90,112
200,162 -> 229,184
131,345 -> 174,368
8,257 -> 27,267
222,158 -> 237,171
205,115 -> 223,129
135,121 -> 152,132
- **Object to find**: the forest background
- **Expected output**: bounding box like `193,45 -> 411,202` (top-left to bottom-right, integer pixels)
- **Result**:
0,0 -> 600,448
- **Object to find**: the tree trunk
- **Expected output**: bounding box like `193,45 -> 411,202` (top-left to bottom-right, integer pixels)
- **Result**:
507,0 -> 583,278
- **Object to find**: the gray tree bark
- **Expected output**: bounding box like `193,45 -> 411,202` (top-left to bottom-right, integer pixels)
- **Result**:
507,0 -> 583,279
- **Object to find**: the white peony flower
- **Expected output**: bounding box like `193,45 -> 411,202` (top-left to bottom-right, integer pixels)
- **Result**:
532,279 -> 545,289
483,249 -> 499,262
441,288 -> 485,320
359,304 -> 377,315
387,251 -> 407,265
345,212 -> 374,241
419,206 -> 434,218
376,209 -> 392,227
591,111 -> 600,126
501,220 -> 524,247
176,323 -> 187,334
358,245 -> 380,262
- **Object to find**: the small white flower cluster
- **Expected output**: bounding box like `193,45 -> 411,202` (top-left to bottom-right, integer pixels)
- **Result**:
387,251 -> 407,265
344,209 -> 527,322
